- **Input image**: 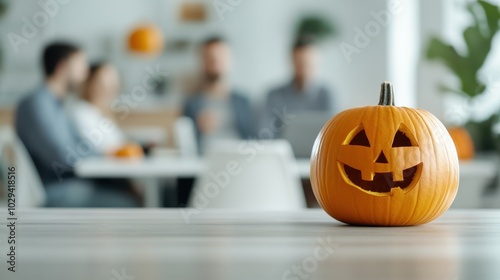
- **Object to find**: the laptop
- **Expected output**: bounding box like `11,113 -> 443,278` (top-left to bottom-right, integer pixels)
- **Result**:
283,113 -> 332,159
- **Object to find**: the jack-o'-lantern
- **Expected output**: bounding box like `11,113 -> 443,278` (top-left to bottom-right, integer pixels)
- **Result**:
311,82 -> 459,226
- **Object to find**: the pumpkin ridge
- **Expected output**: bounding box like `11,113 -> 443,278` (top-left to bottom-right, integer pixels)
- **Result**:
329,109 -> 370,224
352,108 -> 372,225
418,111 -> 459,223
390,108 -> 418,225
416,111 -> 443,224
314,110 -> 349,216
422,111 -> 457,224
371,106 -> 381,225
335,111 -> 364,224
385,106 -> 396,225
319,114 -> 339,213
408,109 -> 444,225
396,108 -> 424,225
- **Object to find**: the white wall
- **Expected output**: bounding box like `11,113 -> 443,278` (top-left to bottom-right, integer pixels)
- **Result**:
0,0 -> 397,112
218,0 -> 392,110
417,0 -> 448,120
387,0 -> 419,107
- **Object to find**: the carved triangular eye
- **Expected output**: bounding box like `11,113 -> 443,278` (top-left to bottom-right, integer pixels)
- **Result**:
392,130 -> 413,147
349,129 -> 370,147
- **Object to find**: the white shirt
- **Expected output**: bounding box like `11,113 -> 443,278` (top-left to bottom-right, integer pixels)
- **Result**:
66,99 -> 126,153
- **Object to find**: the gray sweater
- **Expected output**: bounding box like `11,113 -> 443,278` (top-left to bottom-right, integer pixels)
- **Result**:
15,86 -> 96,185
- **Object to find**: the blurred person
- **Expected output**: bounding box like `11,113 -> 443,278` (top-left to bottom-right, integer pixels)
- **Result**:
68,63 -> 126,154
178,36 -> 255,207
183,37 -> 255,150
15,42 -> 139,207
264,37 -> 335,138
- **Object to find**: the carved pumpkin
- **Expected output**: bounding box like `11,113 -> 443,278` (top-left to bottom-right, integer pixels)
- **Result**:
448,127 -> 475,160
311,82 -> 459,226
128,24 -> 164,54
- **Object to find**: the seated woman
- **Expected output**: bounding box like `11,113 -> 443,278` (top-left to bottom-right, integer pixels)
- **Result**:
66,63 -> 142,207
68,63 -> 126,154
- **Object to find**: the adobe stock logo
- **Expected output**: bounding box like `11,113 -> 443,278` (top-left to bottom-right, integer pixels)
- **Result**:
7,0 -> 71,53
340,0 -> 403,63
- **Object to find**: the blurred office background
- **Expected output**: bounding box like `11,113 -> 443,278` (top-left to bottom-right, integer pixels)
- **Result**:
0,0 -> 500,209
0,0 -> 425,109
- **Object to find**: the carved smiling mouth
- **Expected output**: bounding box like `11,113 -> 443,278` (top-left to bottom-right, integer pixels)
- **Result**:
340,163 -> 422,194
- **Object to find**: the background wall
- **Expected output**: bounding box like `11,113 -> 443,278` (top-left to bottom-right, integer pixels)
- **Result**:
2,0 -> 499,120
0,0 -> 393,112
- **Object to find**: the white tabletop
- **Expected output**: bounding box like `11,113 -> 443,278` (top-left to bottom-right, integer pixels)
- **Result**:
75,155 -> 497,179
1,209 -> 499,280
76,156 -> 207,178
75,156 -> 313,178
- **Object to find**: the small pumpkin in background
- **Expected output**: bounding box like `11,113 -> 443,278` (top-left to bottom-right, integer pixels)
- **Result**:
310,82 -> 459,226
114,143 -> 144,159
447,127 -> 475,160
128,24 -> 164,55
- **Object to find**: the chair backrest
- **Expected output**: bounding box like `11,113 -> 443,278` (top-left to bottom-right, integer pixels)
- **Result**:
189,140 -> 306,210
0,126 -> 46,208
174,117 -> 198,157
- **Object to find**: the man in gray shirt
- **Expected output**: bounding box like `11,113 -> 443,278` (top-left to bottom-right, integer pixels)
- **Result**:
16,42 -> 138,207
265,37 -> 335,138
184,37 -> 255,150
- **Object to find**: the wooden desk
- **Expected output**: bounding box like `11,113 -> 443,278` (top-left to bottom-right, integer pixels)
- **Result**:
0,209 -> 499,280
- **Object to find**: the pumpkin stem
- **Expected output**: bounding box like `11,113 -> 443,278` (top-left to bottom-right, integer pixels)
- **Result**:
378,81 -> 395,106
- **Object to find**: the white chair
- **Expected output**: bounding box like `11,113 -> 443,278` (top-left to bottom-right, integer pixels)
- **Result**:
174,117 -> 198,157
0,126 -> 46,208
188,140 -> 306,210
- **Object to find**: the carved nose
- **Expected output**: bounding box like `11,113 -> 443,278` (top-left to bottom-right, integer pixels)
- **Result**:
375,151 -> 388,163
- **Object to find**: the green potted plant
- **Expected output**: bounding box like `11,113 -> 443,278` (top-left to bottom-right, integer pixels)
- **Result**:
295,15 -> 337,42
426,0 -> 500,152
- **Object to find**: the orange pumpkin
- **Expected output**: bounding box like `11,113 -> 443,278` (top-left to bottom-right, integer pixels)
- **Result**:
311,82 -> 459,226
447,127 -> 474,160
128,24 -> 164,54
114,143 -> 144,159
